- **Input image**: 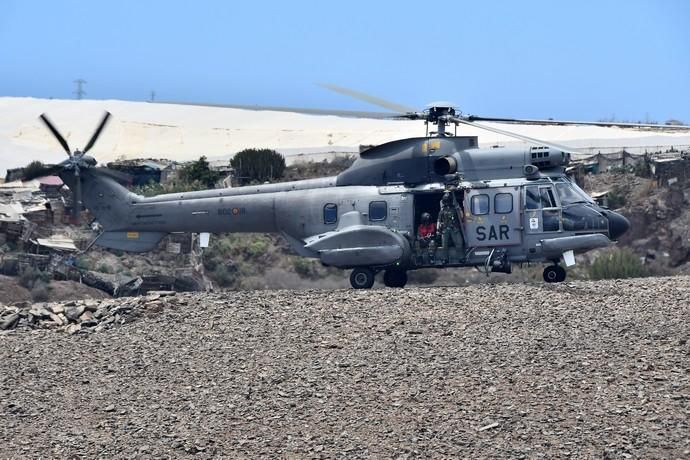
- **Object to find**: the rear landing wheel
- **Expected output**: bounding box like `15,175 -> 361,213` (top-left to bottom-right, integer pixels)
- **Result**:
383,269 -> 408,288
350,267 -> 375,289
543,265 -> 566,283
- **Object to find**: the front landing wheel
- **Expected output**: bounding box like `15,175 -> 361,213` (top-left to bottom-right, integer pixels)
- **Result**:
350,267 -> 375,289
543,265 -> 566,283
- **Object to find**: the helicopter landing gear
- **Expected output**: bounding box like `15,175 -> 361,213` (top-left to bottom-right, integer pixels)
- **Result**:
383,268 -> 407,288
543,265 -> 566,283
350,267 -> 375,289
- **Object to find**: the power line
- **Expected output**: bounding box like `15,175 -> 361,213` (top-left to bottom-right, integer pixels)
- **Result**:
73,79 -> 87,99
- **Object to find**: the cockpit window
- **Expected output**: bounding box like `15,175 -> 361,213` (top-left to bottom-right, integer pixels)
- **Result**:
526,185 -> 558,209
525,186 -> 540,209
555,181 -> 594,205
540,188 -> 557,208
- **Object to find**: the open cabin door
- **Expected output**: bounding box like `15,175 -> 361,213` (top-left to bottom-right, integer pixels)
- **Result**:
464,187 -> 522,247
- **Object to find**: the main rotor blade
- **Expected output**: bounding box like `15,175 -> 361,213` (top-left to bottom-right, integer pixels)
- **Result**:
39,114 -> 71,155
156,100 -> 397,119
83,111 -> 111,153
466,115 -> 690,130
21,164 -> 64,181
452,117 -> 584,155
319,83 -> 418,115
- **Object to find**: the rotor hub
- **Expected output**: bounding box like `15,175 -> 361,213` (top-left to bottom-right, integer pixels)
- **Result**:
426,105 -> 457,123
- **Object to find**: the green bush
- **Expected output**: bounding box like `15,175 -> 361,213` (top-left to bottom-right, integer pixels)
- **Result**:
292,258 -> 316,278
75,257 -> 92,271
231,149 -> 285,185
203,253 -> 220,271
178,156 -> 222,188
97,263 -> 112,274
589,248 -> 647,280
607,187 -> 627,209
213,265 -> 238,288
246,238 -> 269,257
215,238 -> 235,256
633,160 -> 650,178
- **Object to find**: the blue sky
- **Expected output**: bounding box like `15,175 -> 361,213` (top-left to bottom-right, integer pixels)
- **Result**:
1,0 -> 689,122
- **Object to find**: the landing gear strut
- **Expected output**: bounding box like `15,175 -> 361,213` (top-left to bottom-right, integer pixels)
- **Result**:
350,267 -> 375,289
543,265 -> 566,283
383,268 -> 407,288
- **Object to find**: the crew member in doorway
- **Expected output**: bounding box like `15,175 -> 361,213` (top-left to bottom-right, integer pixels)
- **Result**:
415,212 -> 436,264
437,192 -> 465,264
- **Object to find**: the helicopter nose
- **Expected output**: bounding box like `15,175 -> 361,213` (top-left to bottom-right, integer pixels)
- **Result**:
607,211 -> 630,240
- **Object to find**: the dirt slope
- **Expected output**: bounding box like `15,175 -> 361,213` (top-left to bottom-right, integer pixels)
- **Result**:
1,277 -> 689,458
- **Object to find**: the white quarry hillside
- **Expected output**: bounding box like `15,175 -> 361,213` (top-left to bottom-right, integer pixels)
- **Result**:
1,96 -> 689,176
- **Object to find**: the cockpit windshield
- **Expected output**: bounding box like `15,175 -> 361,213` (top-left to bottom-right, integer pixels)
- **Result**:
554,180 -> 594,205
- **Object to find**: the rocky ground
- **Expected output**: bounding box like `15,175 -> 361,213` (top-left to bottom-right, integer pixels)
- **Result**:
1,277 -> 689,458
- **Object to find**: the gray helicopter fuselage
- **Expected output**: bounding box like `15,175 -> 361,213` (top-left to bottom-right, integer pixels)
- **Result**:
70,165 -> 625,271
62,136 -> 629,284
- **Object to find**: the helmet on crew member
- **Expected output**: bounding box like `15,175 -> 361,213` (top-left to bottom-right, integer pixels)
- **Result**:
421,212 -> 431,224
442,192 -> 452,205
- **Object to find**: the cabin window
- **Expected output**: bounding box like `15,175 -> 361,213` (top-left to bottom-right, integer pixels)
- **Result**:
323,203 -> 338,224
369,201 -> 387,221
494,193 -> 513,214
471,194 -> 490,215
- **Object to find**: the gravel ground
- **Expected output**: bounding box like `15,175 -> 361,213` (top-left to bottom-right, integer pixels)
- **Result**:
1,277 -> 689,458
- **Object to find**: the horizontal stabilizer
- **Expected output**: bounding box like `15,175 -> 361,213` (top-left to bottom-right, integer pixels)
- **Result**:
96,231 -> 167,252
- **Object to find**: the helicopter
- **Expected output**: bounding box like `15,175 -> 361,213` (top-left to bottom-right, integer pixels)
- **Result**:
22,86 -> 690,289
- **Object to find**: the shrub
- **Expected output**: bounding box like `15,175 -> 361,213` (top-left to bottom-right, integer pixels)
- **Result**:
97,263 -> 112,274
231,149 -> 285,185
178,156 -> 222,188
589,248 -> 647,280
203,253 -> 220,271
213,265 -> 238,288
292,258 -> 316,278
633,160 -> 650,178
607,187 -> 627,209
245,237 -> 269,258
75,257 -> 92,271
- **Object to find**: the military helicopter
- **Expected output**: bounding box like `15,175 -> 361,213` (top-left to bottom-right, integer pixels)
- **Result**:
23,86 -> 690,288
